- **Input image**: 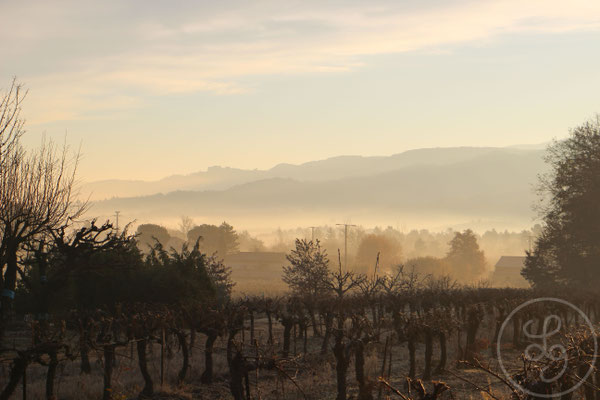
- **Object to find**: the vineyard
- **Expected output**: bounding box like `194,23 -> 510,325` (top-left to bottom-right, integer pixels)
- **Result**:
1,228 -> 598,400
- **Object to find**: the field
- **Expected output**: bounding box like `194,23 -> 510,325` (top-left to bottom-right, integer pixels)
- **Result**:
2,318 -> 521,399
2,286 -> 597,400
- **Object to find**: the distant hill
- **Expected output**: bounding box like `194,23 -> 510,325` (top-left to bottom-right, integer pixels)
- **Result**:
81,166 -> 265,200
82,146 -> 540,200
86,146 -> 548,231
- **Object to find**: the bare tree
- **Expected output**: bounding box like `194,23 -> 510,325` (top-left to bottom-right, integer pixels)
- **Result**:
0,78 -> 25,163
0,80 -> 85,341
326,250 -> 366,400
178,215 -> 194,238
283,239 -> 330,336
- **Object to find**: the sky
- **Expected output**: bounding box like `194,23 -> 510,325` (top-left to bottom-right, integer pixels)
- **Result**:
1,0 -> 600,182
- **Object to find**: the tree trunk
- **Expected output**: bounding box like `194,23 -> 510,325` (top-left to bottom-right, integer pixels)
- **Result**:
321,312 -> 333,355
387,337 -> 394,378
229,351 -> 245,400
355,340 -> 373,400
241,319 -> 245,344
80,326 -> 92,374
408,337 -> 416,379
457,329 -> 464,362
103,346 -> 115,400
0,354 -> 27,400
512,316 -> 521,348
293,324 -> 297,356
46,350 -> 58,400
580,364 -> 594,400
201,332 -> 218,384
0,243 -> 19,343
80,346 -> 92,374
302,325 -> 308,355
174,329 -> 189,384
137,339 -> 154,397
595,368 -> 600,400
423,329 -> 433,380
282,320 -> 292,357
309,308 -> 321,337
189,328 -> 196,358
249,311 -> 255,344
333,336 -> 350,400
465,310 -> 481,363
371,307 -> 379,340
266,310 -> 274,345
491,308 -> 505,357
434,332 -> 447,374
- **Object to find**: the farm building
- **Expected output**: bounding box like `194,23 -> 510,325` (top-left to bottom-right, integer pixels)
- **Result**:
224,252 -> 288,293
490,256 -> 530,288
224,251 -> 287,270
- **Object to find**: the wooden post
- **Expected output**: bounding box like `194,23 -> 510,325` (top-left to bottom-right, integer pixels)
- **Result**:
22,365 -> 26,400
377,336 -> 389,400
303,326 -> 308,356
293,324 -> 297,356
160,328 -> 165,387
242,321 -> 245,344
249,311 -> 255,344
387,336 -> 393,378
254,339 -> 261,400
190,328 -> 195,359
130,341 -> 134,365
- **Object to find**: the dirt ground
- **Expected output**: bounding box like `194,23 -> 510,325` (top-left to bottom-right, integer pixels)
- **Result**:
0,314 -> 534,400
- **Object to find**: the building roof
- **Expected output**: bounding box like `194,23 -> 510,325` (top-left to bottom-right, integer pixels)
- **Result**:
495,256 -> 526,269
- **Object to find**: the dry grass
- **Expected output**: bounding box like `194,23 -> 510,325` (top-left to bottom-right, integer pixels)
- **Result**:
0,317 -> 546,399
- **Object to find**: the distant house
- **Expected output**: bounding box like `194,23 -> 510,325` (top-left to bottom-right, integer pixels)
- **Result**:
491,256 -> 530,288
224,252 -> 288,294
224,252 -> 287,270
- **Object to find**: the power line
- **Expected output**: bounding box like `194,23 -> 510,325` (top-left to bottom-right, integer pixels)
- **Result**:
336,223 -> 356,271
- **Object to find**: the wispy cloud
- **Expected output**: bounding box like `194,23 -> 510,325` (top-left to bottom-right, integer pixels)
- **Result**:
2,0 -> 599,123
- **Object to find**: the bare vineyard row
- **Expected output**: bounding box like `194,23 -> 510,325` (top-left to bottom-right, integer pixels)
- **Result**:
2,282 -> 599,400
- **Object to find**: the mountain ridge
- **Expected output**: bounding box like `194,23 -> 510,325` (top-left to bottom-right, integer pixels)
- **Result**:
82,146 -> 537,201
86,146 -> 547,231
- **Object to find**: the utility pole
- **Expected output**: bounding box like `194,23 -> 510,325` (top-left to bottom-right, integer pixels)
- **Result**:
336,223 -> 356,271
115,211 -> 120,235
308,226 -> 317,242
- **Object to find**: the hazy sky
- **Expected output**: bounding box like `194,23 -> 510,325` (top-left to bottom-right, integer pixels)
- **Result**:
2,0 -> 600,181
